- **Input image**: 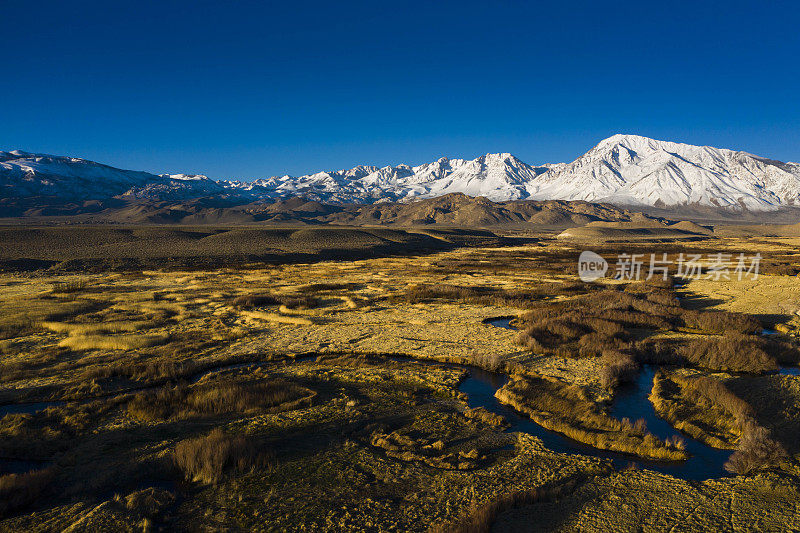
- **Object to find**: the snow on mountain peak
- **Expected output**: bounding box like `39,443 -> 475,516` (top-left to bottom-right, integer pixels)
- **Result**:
2,136 -> 799,210
161,173 -> 210,181
527,134 -> 800,209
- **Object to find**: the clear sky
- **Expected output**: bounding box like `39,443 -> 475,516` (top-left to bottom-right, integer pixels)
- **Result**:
2,0 -> 799,180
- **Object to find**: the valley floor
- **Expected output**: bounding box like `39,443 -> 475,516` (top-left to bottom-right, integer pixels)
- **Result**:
0,230 -> 799,531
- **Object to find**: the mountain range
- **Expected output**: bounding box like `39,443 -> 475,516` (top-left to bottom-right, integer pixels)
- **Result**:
3,134 -> 800,217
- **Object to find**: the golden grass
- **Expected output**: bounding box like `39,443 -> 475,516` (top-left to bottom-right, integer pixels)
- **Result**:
0,239 -> 798,529
649,371 -> 740,449
649,370 -> 788,473
173,428 -> 271,485
277,304 -> 316,316
138,302 -> 188,319
241,310 -> 313,325
41,320 -> 153,336
58,333 -> 170,351
495,375 -> 688,461
0,298 -> 98,340
127,378 -> 315,421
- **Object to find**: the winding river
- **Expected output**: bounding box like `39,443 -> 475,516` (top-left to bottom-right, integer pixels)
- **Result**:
2,318 -> 798,481
479,317 -> 800,480
460,363 -> 736,480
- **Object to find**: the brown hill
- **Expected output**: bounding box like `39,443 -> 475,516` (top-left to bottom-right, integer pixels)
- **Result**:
557,215 -> 717,243
669,220 -> 714,235
0,225 -> 502,272
16,193 -> 640,228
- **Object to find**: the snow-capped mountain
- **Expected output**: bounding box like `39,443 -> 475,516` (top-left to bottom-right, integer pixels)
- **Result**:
0,150 -> 226,202
3,135 -> 800,212
222,153 -> 549,204
528,134 -> 800,210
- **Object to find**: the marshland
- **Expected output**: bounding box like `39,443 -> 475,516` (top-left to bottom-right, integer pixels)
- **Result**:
0,225 -> 799,531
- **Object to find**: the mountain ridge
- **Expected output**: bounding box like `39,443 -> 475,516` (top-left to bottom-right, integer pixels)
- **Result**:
3,135 -> 800,213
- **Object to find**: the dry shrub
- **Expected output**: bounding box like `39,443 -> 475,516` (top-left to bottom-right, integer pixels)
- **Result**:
0,316 -> 36,340
724,424 -> 787,475
127,386 -> 184,421
514,286 -> 682,358
577,332 -> 628,358
643,290 -> 680,307
546,320 -> 591,340
124,487 -> 175,516
517,315 -> 625,357
514,318 -> 591,356
682,310 -> 761,335
516,329 -> 545,353
296,282 -> 358,293
507,376 -> 595,421
277,304 -> 316,316
679,333 -> 778,373
186,379 -> 309,414
601,309 -> 672,330
128,378 -> 311,421
83,358 -> 201,382
396,284 -> 493,304
50,279 -> 88,294
630,298 -> 681,319
622,417 -> 648,434
232,293 -> 317,310
518,325 -> 559,350
0,468 -> 55,516
231,293 -> 279,309
762,337 -> 800,366
581,318 -> 625,337
469,351 -> 506,371
681,375 -> 754,424
433,475 -> 587,533
0,401 -> 114,459
665,434 -> 686,449
278,295 -> 318,309
652,372 -> 777,452
599,350 -> 639,389
391,282 -> 592,309
577,289 -> 638,311
173,428 -> 271,484
632,338 -> 683,365
760,260 -> 800,276
343,296 -> 360,308
512,282 -> 779,378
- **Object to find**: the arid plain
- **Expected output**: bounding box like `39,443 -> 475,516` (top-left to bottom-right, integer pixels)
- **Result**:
0,223 -> 799,532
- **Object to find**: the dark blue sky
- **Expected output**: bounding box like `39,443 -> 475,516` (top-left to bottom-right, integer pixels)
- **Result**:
2,0 -> 799,179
